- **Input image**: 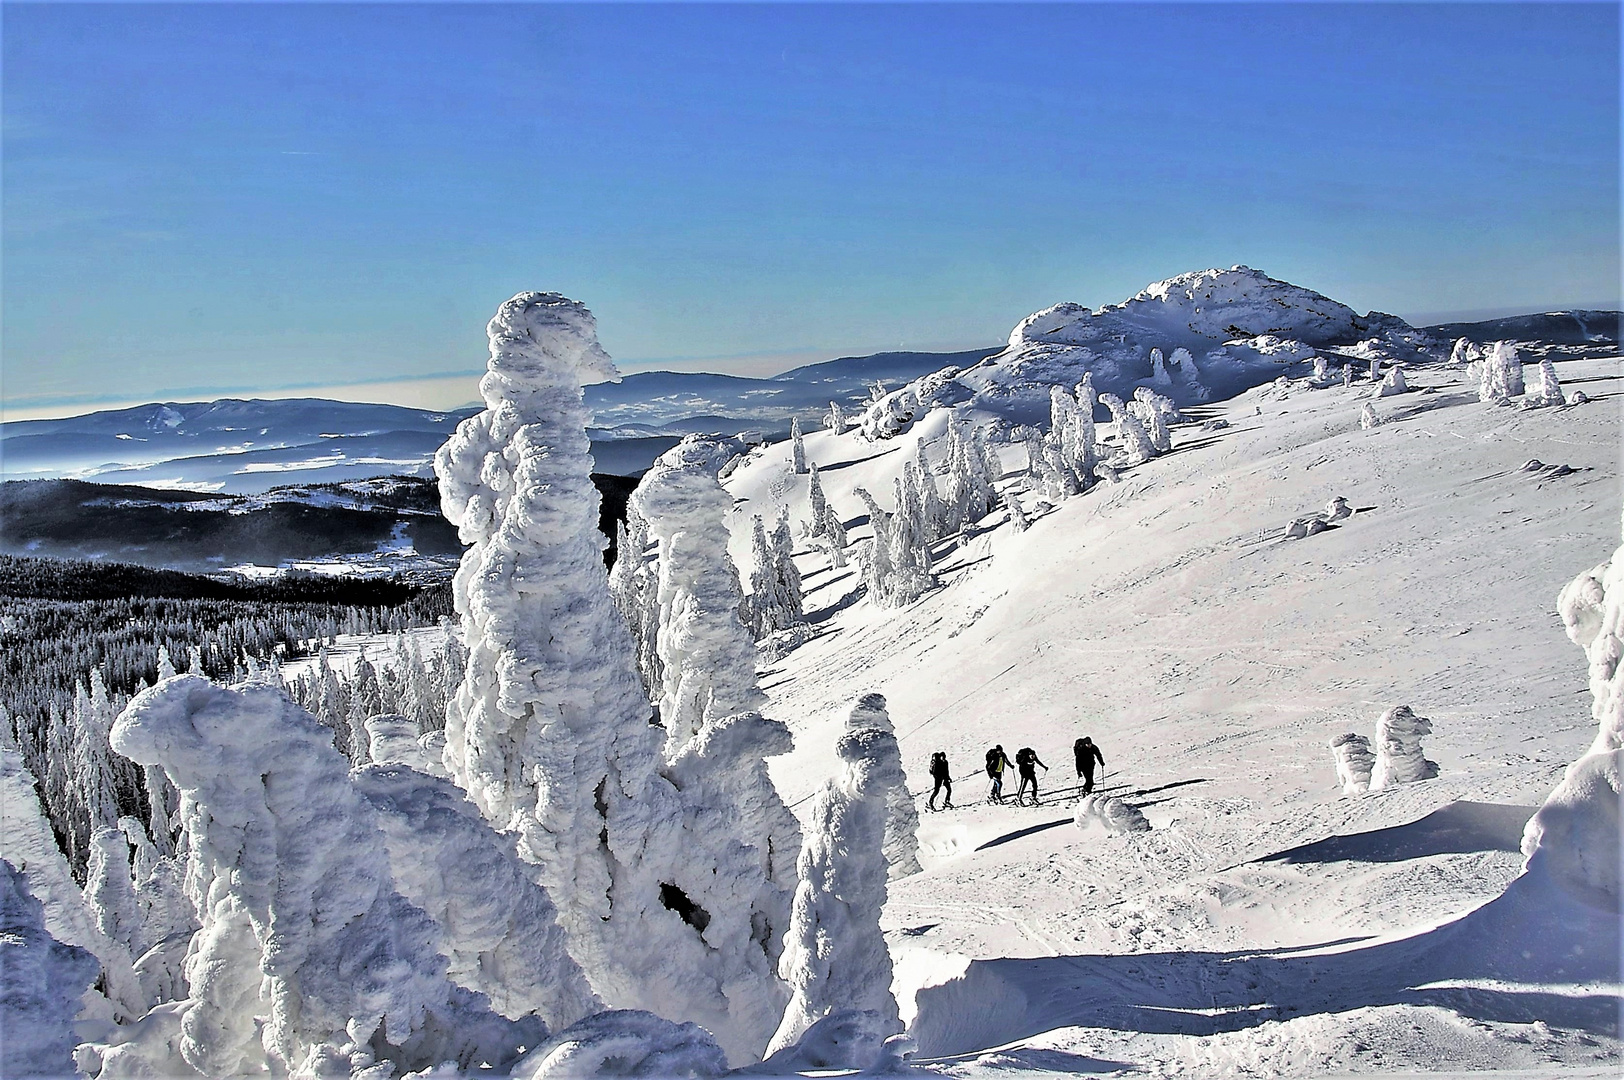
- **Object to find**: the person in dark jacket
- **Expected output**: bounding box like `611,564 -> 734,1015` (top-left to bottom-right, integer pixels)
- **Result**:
1073,736 -> 1105,794
985,745 -> 1011,804
928,751 -> 953,811
1015,746 -> 1048,806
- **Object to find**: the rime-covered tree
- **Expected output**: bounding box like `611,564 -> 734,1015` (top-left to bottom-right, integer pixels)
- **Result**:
807,462 -> 829,537
1531,357 -> 1566,407
886,465 -> 934,606
826,400 -> 847,434
633,438 -> 766,754
766,706 -> 906,1055
846,693 -> 919,878
790,415 -> 808,475
1099,392 -> 1158,466
913,439 -> 945,537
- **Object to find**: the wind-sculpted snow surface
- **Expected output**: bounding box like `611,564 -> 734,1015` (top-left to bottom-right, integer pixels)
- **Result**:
633,437 -> 765,754
1,859 -> 99,1080
513,1010 -> 729,1079
110,677 -> 541,1077
1073,794 -> 1151,834
767,716 -> 906,1056
350,762 -> 601,1029
1369,705 -> 1439,789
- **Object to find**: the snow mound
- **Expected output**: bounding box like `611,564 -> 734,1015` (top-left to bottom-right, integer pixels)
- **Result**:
752,1009 -> 895,1073
513,1010 -> 728,1079
1369,705 -> 1439,789
1073,793 -> 1152,834
1,859 -> 99,1080
364,713 -> 442,774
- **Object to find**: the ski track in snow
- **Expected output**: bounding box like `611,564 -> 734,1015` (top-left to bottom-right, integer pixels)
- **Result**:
720,356 -> 1624,1077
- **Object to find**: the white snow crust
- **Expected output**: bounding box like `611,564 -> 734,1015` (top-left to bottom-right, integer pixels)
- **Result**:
1,859 -> 100,1080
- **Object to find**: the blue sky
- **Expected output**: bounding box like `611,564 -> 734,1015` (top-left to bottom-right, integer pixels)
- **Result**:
3,2 -> 1618,418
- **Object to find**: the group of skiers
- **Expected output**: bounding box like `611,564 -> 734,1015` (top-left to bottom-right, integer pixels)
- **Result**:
926,736 -> 1106,810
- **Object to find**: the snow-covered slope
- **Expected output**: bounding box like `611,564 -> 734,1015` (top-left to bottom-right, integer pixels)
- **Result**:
723,349 -> 1623,1076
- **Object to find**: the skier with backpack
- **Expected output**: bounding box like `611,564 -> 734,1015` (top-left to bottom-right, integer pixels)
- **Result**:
928,751 -> 953,811
985,744 -> 1011,804
1015,746 -> 1048,806
1073,736 -> 1105,794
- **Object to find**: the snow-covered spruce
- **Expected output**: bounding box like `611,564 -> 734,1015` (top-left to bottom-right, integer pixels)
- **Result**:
1073,793 -> 1150,834
846,693 -> 920,879
1371,365 -> 1408,398
790,415 -> 807,475
1,859 -> 100,1080
434,293 -> 796,1064
766,719 -> 906,1055
1130,388 -> 1174,453
109,676 -> 541,1077
859,386 -> 919,441
513,1009 -> 728,1080
748,514 -> 805,640
84,826 -> 141,957
1359,402 -> 1379,430
1478,340 -> 1525,404
633,437 -> 767,754
1368,705 -> 1439,789
826,400 -> 847,435
1528,357 -> 1566,407
913,439 -> 946,537
807,462 -> 829,537
1447,337 -> 1472,367
1005,489 -> 1029,532
350,761 -> 601,1029
1330,732 -> 1376,795
1537,521 -> 1624,911
1312,354 -> 1330,382
1099,392 -> 1158,466
888,463 -> 935,605
824,505 -> 849,569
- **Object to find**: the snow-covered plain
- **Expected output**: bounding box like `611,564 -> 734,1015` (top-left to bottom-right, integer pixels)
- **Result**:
721,351 -> 1622,1077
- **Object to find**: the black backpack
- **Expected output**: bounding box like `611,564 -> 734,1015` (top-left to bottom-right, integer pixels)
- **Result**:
930,752 -> 948,777
1016,747 -> 1035,767
985,748 -> 1000,776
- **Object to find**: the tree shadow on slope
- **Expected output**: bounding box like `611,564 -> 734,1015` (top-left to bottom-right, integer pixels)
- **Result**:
910,872 -> 1620,1059
1257,801 -> 1536,865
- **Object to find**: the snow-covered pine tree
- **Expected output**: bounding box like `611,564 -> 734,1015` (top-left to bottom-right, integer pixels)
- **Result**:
766,705 -> 906,1055
434,292 -> 795,1062
633,438 -> 767,754
825,505 -> 849,569
887,465 -> 933,606
1149,346 -> 1172,385
913,439 -> 945,539
1099,392 -> 1158,466
807,463 -> 829,537
1130,389 -> 1172,453
826,400 -> 847,434
846,693 -> 919,878
1006,489 -> 1029,532
1447,337 -> 1471,367
771,512 -> 805,624
1532,356 -> 1566,406
790,416 -> 807,475
854,487 -> 898,606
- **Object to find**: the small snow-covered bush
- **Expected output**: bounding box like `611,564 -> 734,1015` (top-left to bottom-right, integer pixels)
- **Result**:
1369,705 -> 1438,789
1330,733 -> 1375,795
1073,794 -> 1150,834
1371,365 -> 1408,397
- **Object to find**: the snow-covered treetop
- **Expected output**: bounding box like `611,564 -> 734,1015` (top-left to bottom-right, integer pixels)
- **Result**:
482,291 -> 618,397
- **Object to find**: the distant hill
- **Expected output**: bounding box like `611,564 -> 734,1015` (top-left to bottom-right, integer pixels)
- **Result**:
1420,310 -> 1619,351
0,474 -> 639,576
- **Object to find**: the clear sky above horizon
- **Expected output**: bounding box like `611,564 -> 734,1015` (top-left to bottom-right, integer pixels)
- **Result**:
4,2 -> 1618,419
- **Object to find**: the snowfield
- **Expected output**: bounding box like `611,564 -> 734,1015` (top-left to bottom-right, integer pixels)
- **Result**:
721,352 -> 1623,1077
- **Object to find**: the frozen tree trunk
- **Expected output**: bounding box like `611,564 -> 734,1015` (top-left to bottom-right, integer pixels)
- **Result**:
112,677 -> 541,1077
766,719 -> 905,1055
1330,733 -> 1376,795
1099,393 -> 1158,466
351,762 -> 601,1030
847,694 -> 920,879
790,415 -> 808,475
1369,705 -> 1439,789
634,438 -> 767,755
0,859 -> 100,1080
